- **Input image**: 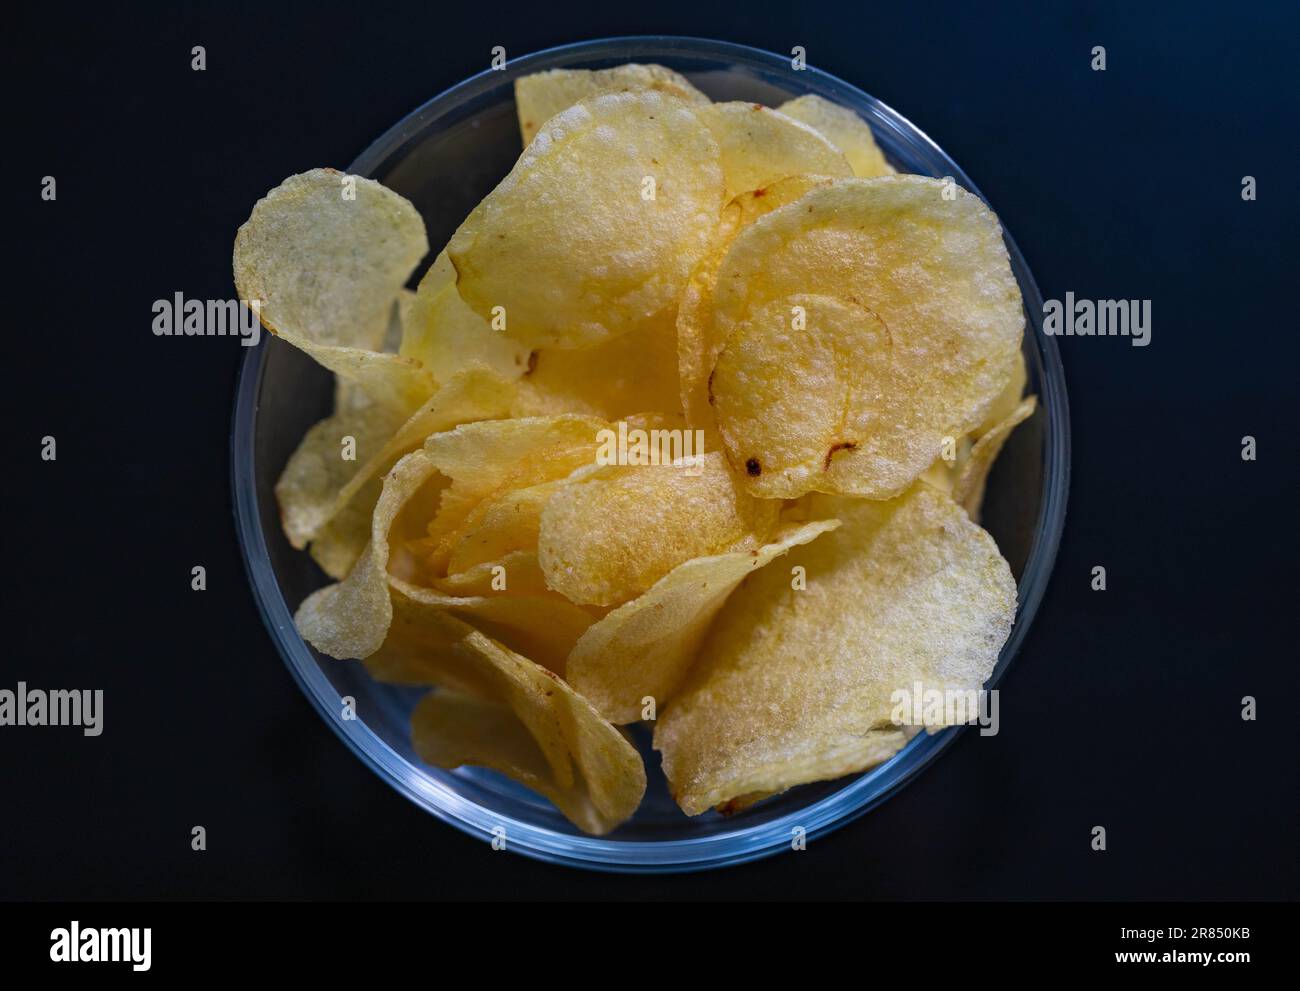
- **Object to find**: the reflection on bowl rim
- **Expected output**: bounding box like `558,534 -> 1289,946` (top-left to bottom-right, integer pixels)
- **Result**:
231,35 -> 1070,874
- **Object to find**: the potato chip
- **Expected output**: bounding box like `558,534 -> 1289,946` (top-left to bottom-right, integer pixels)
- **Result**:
308,476 -> 382,580
515,63 -> 711,146
234,168 -> 435,414
776,94 -> 893,178
400,251 -> 531,383
539,451 -> 780,607
565,519 -> 838,724
295,448 -> 596,670
396,582 -> 595,675
976,348 -> 1028,437
295,449 -> 444,659
710,176 -> 1023,499
413,690 -> 640,834
676,176 -> 835,426
319,368 -> 517,554
444,478 -> 567,576
700,102 -> 852,200
400,613 -> 646,834
420,414 -> 608,559
447,91 -> 724,350
276,377 -> 407,552
655,485 -> 1015,814
917,352 -> 1029,505
676,215 -> 741,428
953,396 -> 1037,521
278,368 -> 515,577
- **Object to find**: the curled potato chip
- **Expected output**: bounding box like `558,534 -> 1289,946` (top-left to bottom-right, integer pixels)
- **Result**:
776,94 -> 893,178
677,176 -> 834,425
276,378 -> 407,552
444,478 -> 566,576
296,447 -> 455,659
918,351 -> 1029,505
278,368 -> 516,579
429,414 -> 707,601
566,519 -> 838,724
953,396 -> 1037,521
400,251 -> 531,383
362,600 -> 644,834
384,579 -> 594,677
515,63 -> 711,146
701,102 -> 852,200
295,448 -> 595,670
676,215 -> 740,427
308,476 -> 382,580
421,415 -> 608,559
655,485 -> 1015,814
448,91 -> 724,350
539,451 -> 780,607
234,168 -> 428,348
234,168 -> 435,414
413,689 -> 641,834
324,369 -> 517,545
710,176 -> 1023,499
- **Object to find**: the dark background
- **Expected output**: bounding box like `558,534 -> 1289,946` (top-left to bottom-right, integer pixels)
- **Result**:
4,0 -> 1296,900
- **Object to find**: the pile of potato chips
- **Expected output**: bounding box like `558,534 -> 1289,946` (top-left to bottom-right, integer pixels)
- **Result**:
234,63 -> 1034,834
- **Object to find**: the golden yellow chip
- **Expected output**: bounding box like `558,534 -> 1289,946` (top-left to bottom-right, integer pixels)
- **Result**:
448,90 -> 724,350
278,368 -> 516,579
953,396 -> 1037,521
292,307 -> 427,580
275,378 -> 407,553
700,102 -> 852,200
655,485 -> 1015,814
710,176 -> 1023,499
442,477 -> 565,577
401,586 -> 595,675
976,349 -> 1028,437
400,251 -> 531,383
515,63 -> 711,146
366,602 -> 644,834
776,94 -> 893,178
233,168 -> 435,414
295,448 -> 596,671
676,176 -> 835,426
307,479 -> 381,581
294,449 -> 436,661
539,451 -> 780,607
420,414 -> 608,558
565,519 -> 838,724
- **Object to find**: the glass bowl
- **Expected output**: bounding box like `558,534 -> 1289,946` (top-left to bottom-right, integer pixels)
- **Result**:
232,36 -> 1070,873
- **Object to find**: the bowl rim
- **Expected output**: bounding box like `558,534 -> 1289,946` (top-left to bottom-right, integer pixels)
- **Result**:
231,34 -> 1071,874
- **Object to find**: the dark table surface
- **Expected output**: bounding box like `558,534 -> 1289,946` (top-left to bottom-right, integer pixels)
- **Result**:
5,0 -> 1297,900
